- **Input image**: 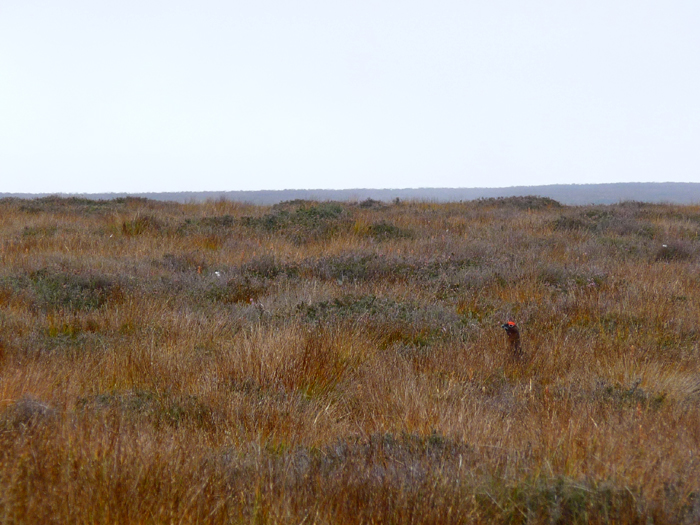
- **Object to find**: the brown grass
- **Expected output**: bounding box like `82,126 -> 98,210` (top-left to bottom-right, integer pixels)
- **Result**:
1,195 -> 700,523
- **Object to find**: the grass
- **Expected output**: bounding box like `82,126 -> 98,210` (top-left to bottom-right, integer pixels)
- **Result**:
0,195 -> 699,523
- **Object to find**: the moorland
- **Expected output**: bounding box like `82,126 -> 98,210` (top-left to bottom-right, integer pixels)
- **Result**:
0,195 -> 699,523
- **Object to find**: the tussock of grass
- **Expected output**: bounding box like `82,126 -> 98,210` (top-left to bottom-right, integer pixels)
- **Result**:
1,196 -> 699,522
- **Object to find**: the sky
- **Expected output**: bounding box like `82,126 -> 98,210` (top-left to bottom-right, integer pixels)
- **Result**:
1,0 -> 699,193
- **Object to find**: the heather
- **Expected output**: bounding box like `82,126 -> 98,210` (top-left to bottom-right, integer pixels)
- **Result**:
0,195 -> 699,523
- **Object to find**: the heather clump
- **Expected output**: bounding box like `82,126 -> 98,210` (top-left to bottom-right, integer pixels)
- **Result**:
241,201 -> 349,244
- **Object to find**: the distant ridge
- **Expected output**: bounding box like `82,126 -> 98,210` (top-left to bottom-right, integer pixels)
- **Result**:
3,182 -> 700,206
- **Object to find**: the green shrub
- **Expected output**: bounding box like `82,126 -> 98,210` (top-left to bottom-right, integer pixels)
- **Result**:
29,269 -> 118,311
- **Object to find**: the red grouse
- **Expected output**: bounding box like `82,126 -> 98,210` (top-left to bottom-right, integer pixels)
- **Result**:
501,321 -> 522,358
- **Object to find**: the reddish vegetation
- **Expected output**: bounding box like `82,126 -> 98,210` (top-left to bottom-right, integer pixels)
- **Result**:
0,195 -> 699,523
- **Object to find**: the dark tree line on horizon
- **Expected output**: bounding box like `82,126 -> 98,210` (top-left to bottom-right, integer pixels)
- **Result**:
3,182 -> 700,206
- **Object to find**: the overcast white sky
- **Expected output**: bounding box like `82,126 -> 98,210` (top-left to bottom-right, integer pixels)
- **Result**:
1,1 -> 699,193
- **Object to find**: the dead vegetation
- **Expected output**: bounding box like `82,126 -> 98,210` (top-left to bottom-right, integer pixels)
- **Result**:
0,195 -> 700,523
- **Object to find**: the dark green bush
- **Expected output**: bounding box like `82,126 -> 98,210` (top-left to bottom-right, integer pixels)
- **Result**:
655,241 -> 695,262
476,196 -> 562,210
29,269 -> 118,311
365,221 -> 412,241
241,202 -> 348,243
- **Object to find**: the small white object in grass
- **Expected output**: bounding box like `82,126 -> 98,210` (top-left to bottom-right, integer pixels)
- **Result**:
215,271 -> 221,277
662,244 -> 668,248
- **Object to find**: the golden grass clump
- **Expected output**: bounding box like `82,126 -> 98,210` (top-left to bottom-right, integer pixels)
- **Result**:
0,195 -> 700,523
